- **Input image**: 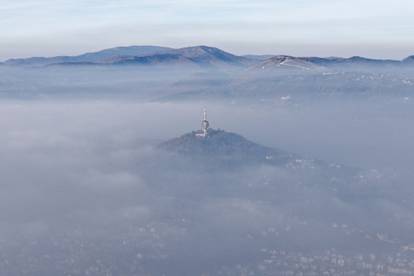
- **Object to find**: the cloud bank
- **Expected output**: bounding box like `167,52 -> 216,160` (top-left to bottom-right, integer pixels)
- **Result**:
0,100 -> 414,275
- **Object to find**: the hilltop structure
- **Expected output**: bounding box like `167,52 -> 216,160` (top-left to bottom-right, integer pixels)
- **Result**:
195,109 -> 210,138
158,109 -> 297,167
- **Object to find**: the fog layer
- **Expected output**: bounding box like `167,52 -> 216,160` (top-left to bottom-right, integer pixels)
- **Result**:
1,100 -> 414,275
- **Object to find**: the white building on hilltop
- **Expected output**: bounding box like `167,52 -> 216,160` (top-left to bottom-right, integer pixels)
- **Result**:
195,109 -> 210,138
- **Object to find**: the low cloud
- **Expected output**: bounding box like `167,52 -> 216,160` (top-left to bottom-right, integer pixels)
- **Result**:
0,99 -> 413,275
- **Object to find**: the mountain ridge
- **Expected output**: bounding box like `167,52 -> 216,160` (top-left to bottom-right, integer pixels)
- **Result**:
3,45 -> 247,67
3,45 -> 413,70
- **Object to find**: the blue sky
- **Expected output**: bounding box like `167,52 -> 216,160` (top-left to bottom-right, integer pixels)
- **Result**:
1,0 -> 413,60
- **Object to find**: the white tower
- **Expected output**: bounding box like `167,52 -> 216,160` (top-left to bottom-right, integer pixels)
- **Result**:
196,108 -> 210,137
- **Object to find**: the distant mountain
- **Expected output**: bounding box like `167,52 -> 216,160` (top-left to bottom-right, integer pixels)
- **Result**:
251,55 -> 404,72
4,45 -> 248,68
303,56 -> 400,67
79,46 -> 174,62
110,53 -> 196,66
3,45 -> 414,70
403,55 -> 414,64
4,46 -> 174,66
253,55 -> 324,71
175,46 -> 248,66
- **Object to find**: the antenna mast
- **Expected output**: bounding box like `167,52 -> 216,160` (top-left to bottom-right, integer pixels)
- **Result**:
196,108 -> 210,137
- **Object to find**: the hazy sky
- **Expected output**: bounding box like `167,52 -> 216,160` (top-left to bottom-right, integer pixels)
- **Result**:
1,0 -> 414,60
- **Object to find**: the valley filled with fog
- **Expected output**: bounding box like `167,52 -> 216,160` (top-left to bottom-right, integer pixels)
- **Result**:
1,61 -> 414,275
